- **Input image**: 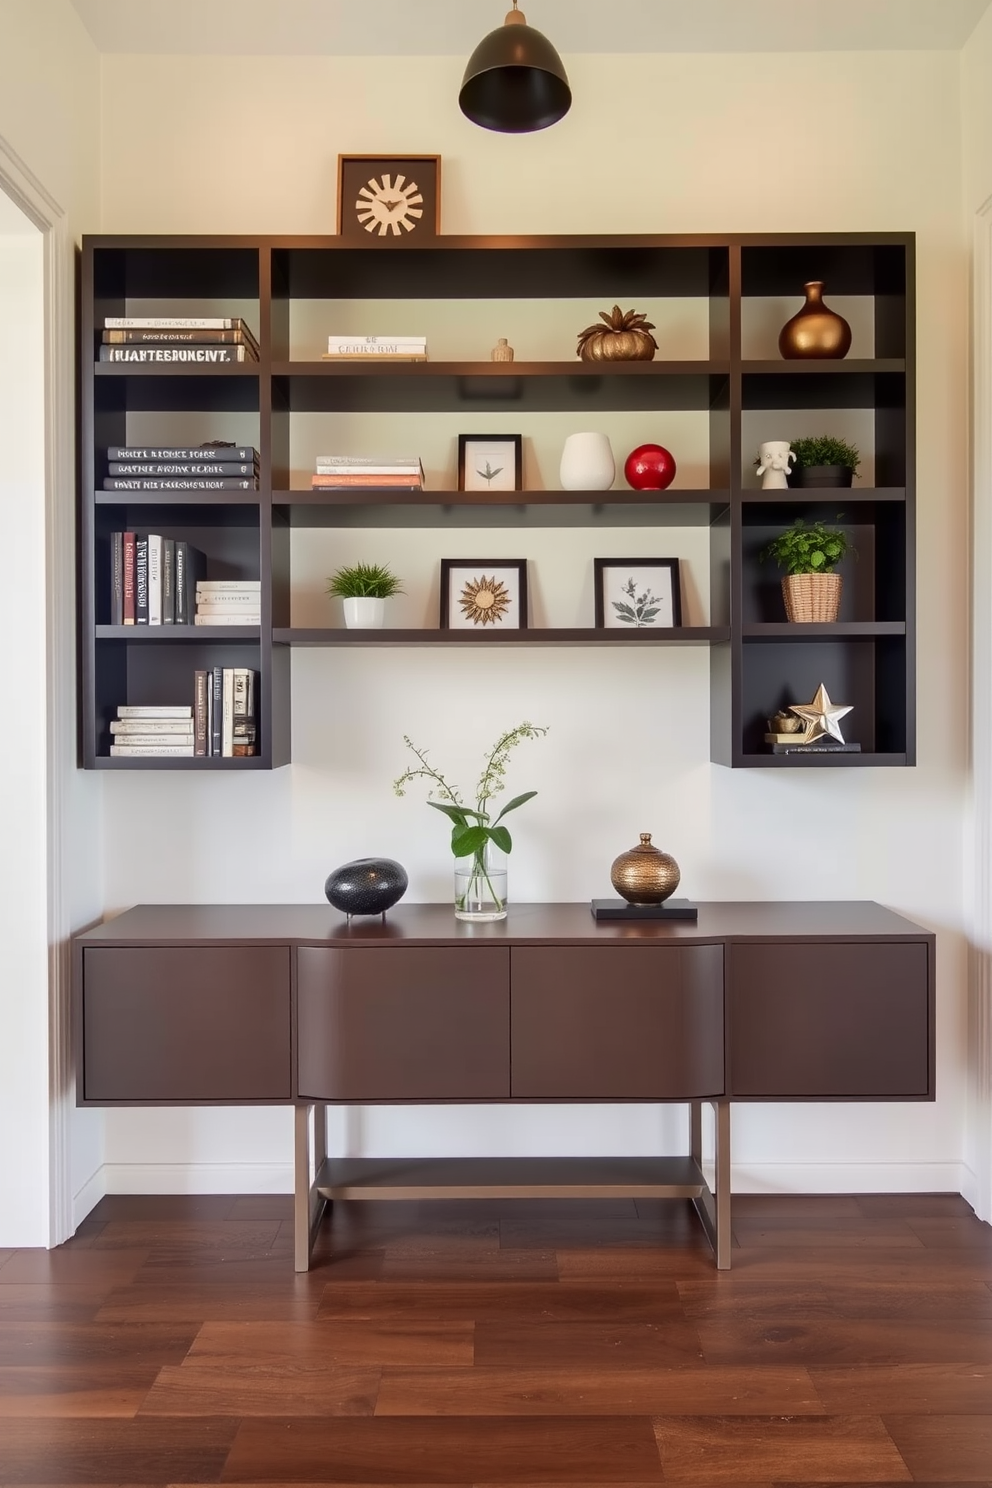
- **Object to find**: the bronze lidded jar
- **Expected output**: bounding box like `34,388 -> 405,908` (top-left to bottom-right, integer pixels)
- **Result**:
610,833 -> 680,905
778,281 -> 852,360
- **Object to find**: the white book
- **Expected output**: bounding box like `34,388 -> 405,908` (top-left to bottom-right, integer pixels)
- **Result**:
117,705 -> 192,718
110,719 -> 195,734
104,317 -> 246,329
194,613 -> 260,626
195,591 -> 262,604
196,580 -> 261,591
314,464 -> 422,476
222,668 -> 234,757
315,455 -> 421,465
112,732 -> 196,747
109,744 -> 196,757
147,534 -> 162,625
327,336 -> 426,349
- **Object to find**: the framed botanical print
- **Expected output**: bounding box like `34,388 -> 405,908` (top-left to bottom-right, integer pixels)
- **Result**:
440,560 -> 528,630
457,434 -> 523,493
594,558 -> 683,629
336,155 -> 441,244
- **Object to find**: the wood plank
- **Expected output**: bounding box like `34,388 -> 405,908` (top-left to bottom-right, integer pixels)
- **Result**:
676,1281 -> 833,1319
318,1282 -> 684,1323
0,1248 -> 151,1284
96,1284 -> 323,1323
227,1195 -> 295,1220
820,1282 -> 992,1318
882,1414 -> 992,1481
905,1217 -> 992,1248
93,1220 -> 282,1252
474,1321 -> 703,1369
653,1414 -> 910,1483
729,1218 -> 924,1249
0,1416 -> 239,1484
717,1246 -> 992,1281
812,1363 -> 992,1413
729,1195 -> 864,1220
854,1194 -> 978,1219
0,1283 -> 114,1323
0,1321 -> 198,1367
0,1364 -> 158,1418
187,1320 -> 474,1367
556,1247 -> 721,1280
380,1250 -> 560,1282
88,1195 -> 240,1222
221,1417 -> 665,1483
374,1364 -> 823,1416
139,1363 -> 380,1416
696,1315 -> 992,1366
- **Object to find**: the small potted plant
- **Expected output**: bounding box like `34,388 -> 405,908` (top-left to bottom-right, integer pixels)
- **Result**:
788,435 -> 860,488
761,517 -> 852,623
327,562 -> 403,629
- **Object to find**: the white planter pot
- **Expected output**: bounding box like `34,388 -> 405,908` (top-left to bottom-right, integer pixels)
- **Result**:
559,432 -> 615,491
343,596 -> 385,628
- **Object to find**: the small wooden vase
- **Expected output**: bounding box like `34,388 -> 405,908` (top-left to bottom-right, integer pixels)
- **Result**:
779,281 -> 852,360
610,833 -> 680,905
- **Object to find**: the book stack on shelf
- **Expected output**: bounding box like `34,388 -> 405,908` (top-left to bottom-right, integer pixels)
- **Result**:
100,316 -> 259,364
311,455 -> 424,492
110,533 -> 206,625
323,335 -> 427,362
195,580 -> 261,627
193,667 -> 258,757
109,705 -> 194,758
104,445 -> 259,493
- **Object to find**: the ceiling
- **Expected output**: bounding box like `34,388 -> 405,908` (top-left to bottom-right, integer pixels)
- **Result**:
68,0 -> 992,56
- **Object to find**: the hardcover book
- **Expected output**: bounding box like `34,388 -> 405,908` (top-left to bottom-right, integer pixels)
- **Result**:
108,446 -> 258,462
99,344 -> 254,364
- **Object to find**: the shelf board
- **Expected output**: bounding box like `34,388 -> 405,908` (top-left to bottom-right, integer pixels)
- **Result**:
742,359 -> 905,375
94,363 -> 259,377
315,1155 -> 706,1201
93,754 -> 269,770
276,359 -> 727,377
94,490 -> 262,507
738,752 -> 908,768
274,487 -> 731,528
275,626 -> 727,647
740,487 -> 905,505
742,622 -> 906,640
95,625 -> 261,640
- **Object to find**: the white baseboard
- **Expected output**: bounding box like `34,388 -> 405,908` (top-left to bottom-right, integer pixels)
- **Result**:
72,1165 -> 106,1226
101,1162 -> 294,1195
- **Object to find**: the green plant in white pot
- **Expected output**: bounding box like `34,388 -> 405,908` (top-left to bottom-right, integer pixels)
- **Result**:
327,562 -> 403,629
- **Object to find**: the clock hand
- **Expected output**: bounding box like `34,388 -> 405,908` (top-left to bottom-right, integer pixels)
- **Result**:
380,199 -> 403,212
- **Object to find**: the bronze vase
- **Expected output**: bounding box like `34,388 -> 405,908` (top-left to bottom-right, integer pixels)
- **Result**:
778,281 -> 852,360
610,833 -> 680,905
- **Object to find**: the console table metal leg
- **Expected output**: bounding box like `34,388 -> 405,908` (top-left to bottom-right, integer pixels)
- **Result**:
690,1098 -> 732,1270
294,1102 -> 328,1272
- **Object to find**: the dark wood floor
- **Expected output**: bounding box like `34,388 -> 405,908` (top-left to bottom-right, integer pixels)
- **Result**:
0,1190 -> 990,1484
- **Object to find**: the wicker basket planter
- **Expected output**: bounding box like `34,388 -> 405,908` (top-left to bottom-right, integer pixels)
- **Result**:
782,572 -> 842,623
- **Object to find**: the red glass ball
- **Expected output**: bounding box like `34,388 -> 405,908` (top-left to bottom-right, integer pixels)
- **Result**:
624,443 -> 676,491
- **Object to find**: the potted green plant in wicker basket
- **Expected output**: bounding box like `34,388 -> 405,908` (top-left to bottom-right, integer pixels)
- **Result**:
761,517 -> 852,623
788,435 -> 861,488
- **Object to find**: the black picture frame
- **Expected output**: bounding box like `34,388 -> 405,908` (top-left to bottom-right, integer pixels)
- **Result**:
440,559 -> 528,630
457,434 -> 523,493
336,155 -> 441,245
594,558 -> 683,629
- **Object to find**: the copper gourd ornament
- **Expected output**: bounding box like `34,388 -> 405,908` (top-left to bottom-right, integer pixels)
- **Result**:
610,832 -> 680,905
778,281 -> 852,360
577,306 -> 658,362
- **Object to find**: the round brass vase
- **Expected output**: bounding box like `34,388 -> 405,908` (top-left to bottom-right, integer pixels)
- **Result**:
778,281 -> 852,360
610,832 -> 681,905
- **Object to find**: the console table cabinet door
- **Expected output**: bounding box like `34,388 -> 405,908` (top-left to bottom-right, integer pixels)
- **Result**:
81,947 -> 292,1103
297,947 -> 510,1101
729,941 -> 932,1098
510,945 -> 724,1099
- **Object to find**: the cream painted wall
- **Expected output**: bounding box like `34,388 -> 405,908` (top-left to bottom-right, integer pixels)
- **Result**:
96,50 -> 970,1196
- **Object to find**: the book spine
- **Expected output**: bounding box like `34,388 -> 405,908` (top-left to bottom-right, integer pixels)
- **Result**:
111,732 -> 195,748
233,668 -> 249,719
326,338 -> 426,351
103,316 -> 244,329
222,669 -> 234,757
135,539 -> 149,624
111,720 -> 196,734
122,532 -> 136,624
211,667 -> 223,757
108,447 -> 257,462
195,580 -> 262,592
161,539 -> 175,624
174,541 -> 187,624
103,328 -> 257,346
103,478 -> 257,491
313,466 -> 422,476
111,531 -> 123,625
116,705 -> 192,718
194,614 -> 259,626
109,462 -> 258,477
147,534 -> 162,625
193,670 -> 209,757
109,745 -> 195,757
99,345 -> 251,364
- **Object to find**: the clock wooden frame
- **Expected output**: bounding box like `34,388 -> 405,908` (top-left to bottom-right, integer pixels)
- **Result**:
336,154 -> 441,245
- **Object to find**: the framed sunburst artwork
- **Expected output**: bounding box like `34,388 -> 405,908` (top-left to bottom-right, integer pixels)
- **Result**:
440,560 -> 528,630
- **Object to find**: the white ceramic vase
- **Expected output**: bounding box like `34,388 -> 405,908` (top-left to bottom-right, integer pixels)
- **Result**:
343,597 -> 385,628
559,432 -> 615,491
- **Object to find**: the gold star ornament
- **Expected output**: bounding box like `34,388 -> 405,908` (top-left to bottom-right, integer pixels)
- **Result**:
788,683 -> 853,744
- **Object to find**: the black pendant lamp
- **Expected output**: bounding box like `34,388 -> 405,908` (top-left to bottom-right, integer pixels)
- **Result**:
459,2 -> 571,134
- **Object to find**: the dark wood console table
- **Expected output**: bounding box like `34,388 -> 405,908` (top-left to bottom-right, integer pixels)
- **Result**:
72,902 -> 935,1271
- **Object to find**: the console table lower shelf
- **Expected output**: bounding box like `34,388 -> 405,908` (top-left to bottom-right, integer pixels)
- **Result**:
294,1099 -> 731,1272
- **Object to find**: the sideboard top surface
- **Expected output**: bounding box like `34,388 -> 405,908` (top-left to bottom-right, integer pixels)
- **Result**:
76,901 -> 933,948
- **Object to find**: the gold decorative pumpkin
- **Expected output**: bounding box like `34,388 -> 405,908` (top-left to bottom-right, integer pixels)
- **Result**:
577,306 -> 658,362
610,832 -> 680,905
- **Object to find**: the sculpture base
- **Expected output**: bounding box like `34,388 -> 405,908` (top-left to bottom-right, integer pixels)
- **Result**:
590,898 -> 699,922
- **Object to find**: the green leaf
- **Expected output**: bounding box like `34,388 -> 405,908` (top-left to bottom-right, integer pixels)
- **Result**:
489,825 -> 512,853
492,790 -> 538,824
428,801 -> 484,826
810,550 -> 825,569
451,824 -> 489,857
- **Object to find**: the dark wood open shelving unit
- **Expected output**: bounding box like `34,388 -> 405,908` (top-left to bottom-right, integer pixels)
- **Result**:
80,231 -> 915,770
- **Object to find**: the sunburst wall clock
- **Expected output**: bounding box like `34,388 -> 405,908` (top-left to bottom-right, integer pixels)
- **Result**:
336,155 -> 441,245
440,559 -> 528,630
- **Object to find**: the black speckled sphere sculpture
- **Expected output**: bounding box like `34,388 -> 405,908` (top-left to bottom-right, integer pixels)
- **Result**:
324,858 -> 408,918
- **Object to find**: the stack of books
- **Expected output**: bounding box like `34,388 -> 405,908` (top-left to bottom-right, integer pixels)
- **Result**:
109,705 -> 194,758
311,455 -> 424,492
323,335 -> 427,362
104,445 -> 259,493
100,317 -> 259,364
195,580 -> 261,626
110,533 -> 206,625
194,668 -> 258,757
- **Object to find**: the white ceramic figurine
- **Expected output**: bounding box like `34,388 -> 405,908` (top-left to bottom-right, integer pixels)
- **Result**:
756,440 -> 796,489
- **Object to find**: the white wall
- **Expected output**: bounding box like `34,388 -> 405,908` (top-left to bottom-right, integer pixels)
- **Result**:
0,0 -> 104,1241
95,49 -> 970,1197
